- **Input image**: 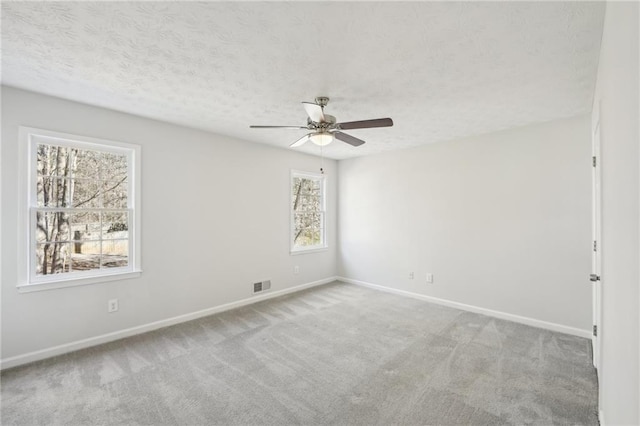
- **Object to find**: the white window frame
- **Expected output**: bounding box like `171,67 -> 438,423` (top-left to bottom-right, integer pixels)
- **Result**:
18,127 -> 142,292
290,170 -> 327,254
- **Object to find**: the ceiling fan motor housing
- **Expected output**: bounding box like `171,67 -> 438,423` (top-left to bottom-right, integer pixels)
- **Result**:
308,114 -> 336,130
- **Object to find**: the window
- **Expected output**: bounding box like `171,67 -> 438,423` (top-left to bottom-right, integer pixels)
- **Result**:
20,127 -> 141,290
291,170 -> 326,253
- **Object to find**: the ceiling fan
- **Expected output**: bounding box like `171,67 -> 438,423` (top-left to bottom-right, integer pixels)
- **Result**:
250,97 -> 393,148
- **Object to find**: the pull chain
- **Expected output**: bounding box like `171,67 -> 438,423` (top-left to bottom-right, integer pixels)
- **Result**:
320,143 -> 324,174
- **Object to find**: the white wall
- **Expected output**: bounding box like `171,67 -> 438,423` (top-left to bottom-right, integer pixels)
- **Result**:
338,115 -> 592,332
1,86 -> 337,364
592,2 -> 639,424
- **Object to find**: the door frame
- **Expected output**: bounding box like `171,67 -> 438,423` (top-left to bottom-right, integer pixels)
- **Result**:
591,101 -> 602,371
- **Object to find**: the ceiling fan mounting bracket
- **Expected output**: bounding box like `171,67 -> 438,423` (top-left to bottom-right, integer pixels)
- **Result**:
315,96 -> 330,108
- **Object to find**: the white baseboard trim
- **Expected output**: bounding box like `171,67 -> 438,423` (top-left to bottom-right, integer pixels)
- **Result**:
338,277 -> 592,339
0,276 -> 338,371
598,410 -> 605,426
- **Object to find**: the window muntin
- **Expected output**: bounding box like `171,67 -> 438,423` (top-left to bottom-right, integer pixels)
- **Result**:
24,128 -> 140,287
291,171 -> 326,252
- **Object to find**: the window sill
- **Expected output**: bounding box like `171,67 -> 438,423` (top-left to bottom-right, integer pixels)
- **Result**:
290,247 -> 329,256
17,270 -> 142,293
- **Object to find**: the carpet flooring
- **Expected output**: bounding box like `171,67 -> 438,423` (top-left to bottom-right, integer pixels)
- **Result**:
1,281 -> 598,425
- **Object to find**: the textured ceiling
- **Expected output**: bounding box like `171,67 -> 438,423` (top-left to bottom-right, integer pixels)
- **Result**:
2,2 -> 605,160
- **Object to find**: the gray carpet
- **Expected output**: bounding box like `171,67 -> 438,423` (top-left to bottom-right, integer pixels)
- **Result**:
1,281 -> 598,425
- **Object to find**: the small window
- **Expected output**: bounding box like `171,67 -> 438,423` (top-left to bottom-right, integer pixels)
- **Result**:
291,170 -> 326,253
20,127 -> 141,290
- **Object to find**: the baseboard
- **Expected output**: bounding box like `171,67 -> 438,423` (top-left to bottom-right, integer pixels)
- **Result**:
0,276 -> 338,371
338,277 -> 592,339
598,410 -> 605,426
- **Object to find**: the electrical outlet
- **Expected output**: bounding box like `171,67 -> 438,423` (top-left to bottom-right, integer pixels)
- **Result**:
108,299 -> 119,313
293,265 -> 300,275
409,272 -> 414,279
426,273 -> 434,283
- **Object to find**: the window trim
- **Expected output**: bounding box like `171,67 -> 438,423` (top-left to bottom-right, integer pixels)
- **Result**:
290,169 -> 327,254
18,126 -> 142,291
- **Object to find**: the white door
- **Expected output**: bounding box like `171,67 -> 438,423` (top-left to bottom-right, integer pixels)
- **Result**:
591,103 -> 602,370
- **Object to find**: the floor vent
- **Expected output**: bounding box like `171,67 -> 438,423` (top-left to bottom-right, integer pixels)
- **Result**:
253,280 -> 271,294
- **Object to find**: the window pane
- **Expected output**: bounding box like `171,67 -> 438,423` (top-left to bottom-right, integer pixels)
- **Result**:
295,230 -> 316,247
75,240 -> 101,255
102,152 -> 128,181
70,241 -> 101,272
36,211 -> 49,243
311,213 -> 322,230
36,242 -> 71,275
292,177 -> 302,195
103,180 -> 127,208
37,177 -> 70,207
35,211 -> 71,243
292,178 -> 320,205
37,144 -> 72,178
310,229 -> 322,245
69,212 -> 101,241
103,212 -> 129,239
292,179 -> 302,208
102,240 -> 128,268
73,149 -> 102,180
294,212 -> 312,230
299,195 -> 320,212
293,229 -> 308,246
70,179 -> 102,208
296,196 -> 307,212
301,179 -> 320,196
293,220 -> 309,243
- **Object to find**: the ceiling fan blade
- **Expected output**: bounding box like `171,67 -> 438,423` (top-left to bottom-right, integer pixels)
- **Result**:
337,118 -> 393,130
335,131 -> 366,147
290,134 -> 310,147
250,125 -> 308,129
302,102 -> 325,122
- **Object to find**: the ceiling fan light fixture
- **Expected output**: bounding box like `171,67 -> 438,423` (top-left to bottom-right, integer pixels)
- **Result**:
310,132 -> 334,146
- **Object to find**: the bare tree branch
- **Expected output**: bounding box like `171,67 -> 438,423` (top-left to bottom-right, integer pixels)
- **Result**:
73,176 -> 126,208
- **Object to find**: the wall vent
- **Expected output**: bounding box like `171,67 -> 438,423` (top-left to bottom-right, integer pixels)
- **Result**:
253,280 -> 271,294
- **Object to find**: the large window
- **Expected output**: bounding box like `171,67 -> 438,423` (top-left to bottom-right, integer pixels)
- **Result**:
291,170 -> 326,253
20,127 -> 141,290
